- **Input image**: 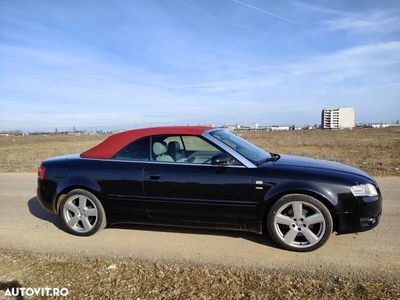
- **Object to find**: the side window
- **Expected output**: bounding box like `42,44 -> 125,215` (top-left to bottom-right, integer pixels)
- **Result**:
151,135 -> 182,162
150,135 -> 239,165
181,136 -> 220,152
113,137 -> 150,161
181,136 -> 223,165
164,136 -> 184,149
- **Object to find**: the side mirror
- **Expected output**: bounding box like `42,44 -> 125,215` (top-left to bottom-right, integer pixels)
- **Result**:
211,153 -> 233,165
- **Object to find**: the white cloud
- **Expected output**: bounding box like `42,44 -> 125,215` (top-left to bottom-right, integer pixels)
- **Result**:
289,42 -> 400,80
172,41 -> 400,94
323,11 -> 400,33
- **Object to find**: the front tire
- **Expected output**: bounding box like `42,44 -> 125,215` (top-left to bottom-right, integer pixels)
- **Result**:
267,194 -> 333,252
60,189 -> 106,236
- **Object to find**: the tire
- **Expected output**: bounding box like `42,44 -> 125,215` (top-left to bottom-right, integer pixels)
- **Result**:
59,189 -> 106,236
267,194 -> 333,252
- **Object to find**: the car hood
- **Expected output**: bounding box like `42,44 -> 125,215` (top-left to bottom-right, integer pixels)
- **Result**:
264,154 -> 374,182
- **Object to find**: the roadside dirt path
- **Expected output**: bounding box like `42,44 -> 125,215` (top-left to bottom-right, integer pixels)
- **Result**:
0,173 -> 399,278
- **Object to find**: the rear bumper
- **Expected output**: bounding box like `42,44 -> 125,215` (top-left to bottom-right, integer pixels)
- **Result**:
37,179 -> 57,214
336,194 -> 382,234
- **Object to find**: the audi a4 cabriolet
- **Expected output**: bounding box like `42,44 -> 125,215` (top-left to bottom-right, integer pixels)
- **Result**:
37,126 -> 381,251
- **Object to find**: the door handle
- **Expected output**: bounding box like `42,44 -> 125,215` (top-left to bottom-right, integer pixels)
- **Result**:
147,173 -> 161,180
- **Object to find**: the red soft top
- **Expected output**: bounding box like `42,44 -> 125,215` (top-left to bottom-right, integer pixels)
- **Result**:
80,126 -> 211,159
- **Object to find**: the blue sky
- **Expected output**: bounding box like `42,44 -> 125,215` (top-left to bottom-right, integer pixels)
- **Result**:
0,0 -> 399,131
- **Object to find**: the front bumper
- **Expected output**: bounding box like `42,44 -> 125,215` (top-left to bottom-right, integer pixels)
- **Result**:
336,193 -> 382,234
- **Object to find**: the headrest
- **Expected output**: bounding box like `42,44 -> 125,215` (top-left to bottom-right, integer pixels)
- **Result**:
153,142 -> 167,156
168,141 -> 181,153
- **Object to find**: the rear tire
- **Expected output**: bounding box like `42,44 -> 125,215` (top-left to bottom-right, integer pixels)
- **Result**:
59,189 -> 106,236
267,194 -> 333,252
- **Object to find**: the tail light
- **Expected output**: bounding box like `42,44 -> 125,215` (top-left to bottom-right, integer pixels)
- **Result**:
38,166 -> 47,180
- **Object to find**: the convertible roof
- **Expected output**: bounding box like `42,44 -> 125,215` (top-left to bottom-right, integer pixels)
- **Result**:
80,126 -> 211,159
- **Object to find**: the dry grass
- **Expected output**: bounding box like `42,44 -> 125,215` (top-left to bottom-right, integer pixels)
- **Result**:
0,128 -> 399,175
0,250 -> 399,300
0,135 -> 103,172
239,127 -> 400,176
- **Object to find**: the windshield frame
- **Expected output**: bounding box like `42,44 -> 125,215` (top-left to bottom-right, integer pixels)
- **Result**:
208,129 -> 271,165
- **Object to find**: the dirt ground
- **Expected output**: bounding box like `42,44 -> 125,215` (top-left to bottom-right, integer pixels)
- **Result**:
0,173 -> 399,298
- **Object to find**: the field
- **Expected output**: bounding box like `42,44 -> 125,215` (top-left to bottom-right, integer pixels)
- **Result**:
239,127 -> 400,176
0,127 -> 399,176
1,250 -> 399,299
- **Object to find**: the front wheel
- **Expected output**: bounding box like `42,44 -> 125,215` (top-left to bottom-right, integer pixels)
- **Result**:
60,189 -> 106,236
267,194 -> 333,252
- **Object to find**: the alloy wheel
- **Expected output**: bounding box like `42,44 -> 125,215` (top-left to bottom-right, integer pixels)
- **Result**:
62,195 -> 98,233
273,201 -> 326,249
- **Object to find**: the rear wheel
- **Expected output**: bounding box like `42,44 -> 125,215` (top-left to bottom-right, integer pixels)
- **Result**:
267,194 -> 333,252
60,189 -> 106,236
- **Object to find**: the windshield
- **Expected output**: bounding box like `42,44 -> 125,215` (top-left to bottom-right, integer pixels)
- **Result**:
210,130 -> 271,164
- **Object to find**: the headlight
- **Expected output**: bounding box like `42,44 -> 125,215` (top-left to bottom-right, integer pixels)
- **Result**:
351,184 -> 378,197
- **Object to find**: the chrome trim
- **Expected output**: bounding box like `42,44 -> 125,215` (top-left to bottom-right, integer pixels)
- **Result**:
82,157 -> 246,168
107,194 -> 256,206
202,129 -> 257,168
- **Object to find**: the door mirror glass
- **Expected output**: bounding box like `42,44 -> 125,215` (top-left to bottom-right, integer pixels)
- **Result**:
211,153 -> 232,165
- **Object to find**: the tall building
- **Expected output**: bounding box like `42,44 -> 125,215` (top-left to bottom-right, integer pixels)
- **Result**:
321,107 -> 355,130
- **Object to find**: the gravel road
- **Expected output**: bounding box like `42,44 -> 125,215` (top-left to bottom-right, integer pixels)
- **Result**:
0,173 -> 399,278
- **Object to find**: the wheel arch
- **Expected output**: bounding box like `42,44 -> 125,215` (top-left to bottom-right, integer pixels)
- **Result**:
261,186 -> 339,233
54,177 -> 104,214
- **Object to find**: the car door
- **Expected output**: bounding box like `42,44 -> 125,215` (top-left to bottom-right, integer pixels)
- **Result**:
99,137 -> 150,223
143,135 -> 255,227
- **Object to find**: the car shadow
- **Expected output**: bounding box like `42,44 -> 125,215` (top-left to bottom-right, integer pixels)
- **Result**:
108,223 -> 278,249
27,196 -> 278,249
27,197 -> 63,230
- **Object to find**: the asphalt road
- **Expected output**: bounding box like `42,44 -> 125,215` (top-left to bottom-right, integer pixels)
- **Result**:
0,173 -> 399,278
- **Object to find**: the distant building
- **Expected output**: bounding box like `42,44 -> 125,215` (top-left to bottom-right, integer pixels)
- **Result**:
321,107 -> 355,130
222,124 -> 242,131
270,126 -> 290,131
371,123 -> 392,128
304,125 -> 317,130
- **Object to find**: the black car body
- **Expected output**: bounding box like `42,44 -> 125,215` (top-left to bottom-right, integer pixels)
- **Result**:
37,126 -> 382,251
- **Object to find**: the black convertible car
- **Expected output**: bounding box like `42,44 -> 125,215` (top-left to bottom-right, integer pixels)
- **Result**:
37,126 -> 381,251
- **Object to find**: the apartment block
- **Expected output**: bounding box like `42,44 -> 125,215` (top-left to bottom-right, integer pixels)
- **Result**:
321,107 -> 355,129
